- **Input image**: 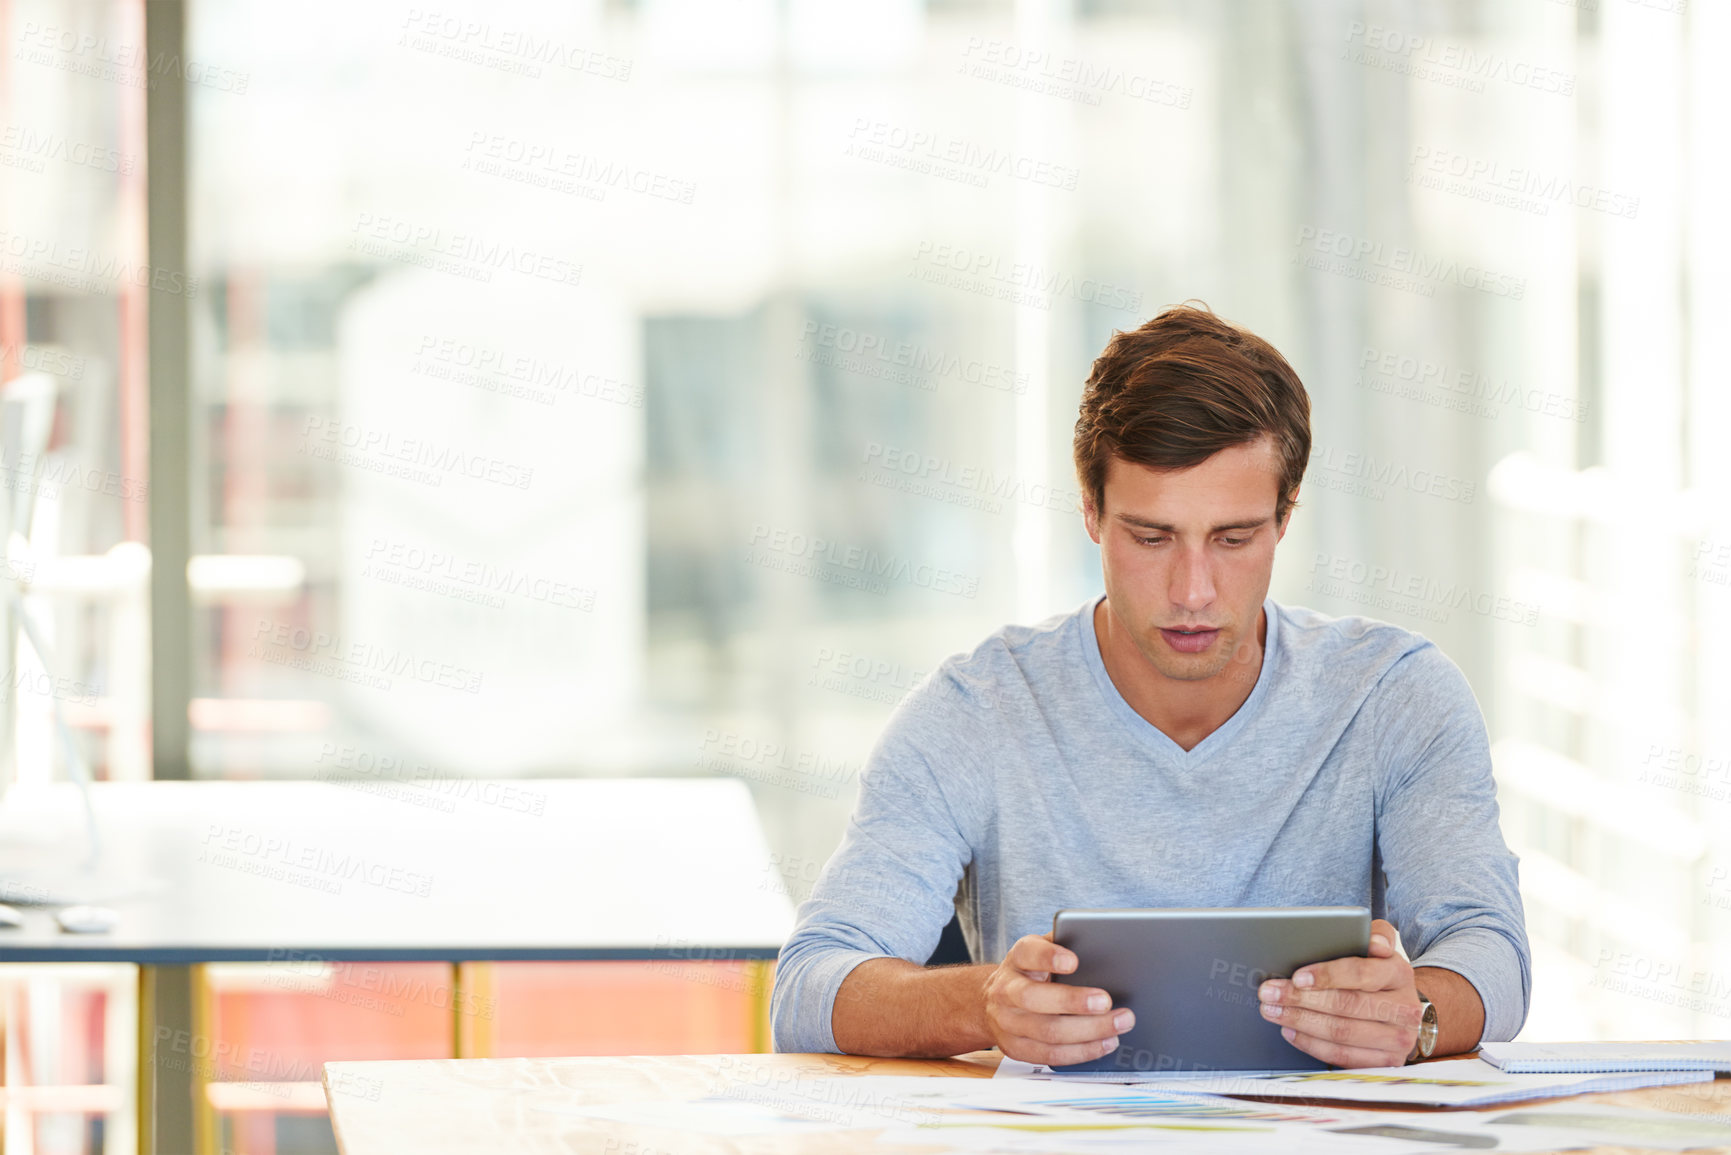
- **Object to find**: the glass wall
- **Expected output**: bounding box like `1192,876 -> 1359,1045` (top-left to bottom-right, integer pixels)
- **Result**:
178,0 -> 1729,1041
3,1 -> 150,1147
0,0 -> 148,790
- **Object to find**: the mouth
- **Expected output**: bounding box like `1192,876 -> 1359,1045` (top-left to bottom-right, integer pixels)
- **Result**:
1158,626 -> 1221,655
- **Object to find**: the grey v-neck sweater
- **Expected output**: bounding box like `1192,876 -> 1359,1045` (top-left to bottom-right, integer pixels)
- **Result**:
770,596 -> 1530,1055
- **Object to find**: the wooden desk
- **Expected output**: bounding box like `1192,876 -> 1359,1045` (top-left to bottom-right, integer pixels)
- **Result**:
324,1049 -> 1731,1155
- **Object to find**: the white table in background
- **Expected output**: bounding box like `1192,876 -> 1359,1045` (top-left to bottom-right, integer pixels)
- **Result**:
0,778 -> 794,1155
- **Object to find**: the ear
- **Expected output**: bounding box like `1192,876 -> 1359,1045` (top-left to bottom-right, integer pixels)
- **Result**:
1083,496 -> 1102,545
1276,489 -> 1298,542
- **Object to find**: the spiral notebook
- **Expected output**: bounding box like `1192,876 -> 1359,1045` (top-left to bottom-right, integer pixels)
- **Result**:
1480,1042 -> 1731,1074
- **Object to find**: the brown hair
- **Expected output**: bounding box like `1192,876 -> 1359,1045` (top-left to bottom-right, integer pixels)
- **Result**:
1073,303 -> 1311,525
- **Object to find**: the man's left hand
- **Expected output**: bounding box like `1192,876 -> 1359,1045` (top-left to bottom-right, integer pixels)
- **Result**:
1256,918 -> 1423,1068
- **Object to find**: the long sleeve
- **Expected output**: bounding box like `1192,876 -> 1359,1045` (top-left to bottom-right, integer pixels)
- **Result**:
769,678 -> 983,1054
1370,644 -> 1532,1043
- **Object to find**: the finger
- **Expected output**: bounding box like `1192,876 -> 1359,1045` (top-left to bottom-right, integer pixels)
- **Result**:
1001,1031 -> 1123,1069
1263,984 -> 1356,1017
1007,933 -> 1077,978
997,1006 -> 1134,1046
1011,974 -> 1117,1016
1368,919 -> 1398,957
1317,990 -> 1422,1029
1291,955 -> 1405,993
1265,985 -> 1423,1027
1260,969 -> 1405,1004
1262,1003 -> 1412,1054
1279,1026 -> 1408,1070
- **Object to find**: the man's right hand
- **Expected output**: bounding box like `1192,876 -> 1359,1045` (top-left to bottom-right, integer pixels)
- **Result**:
981,933 -> 1134,1066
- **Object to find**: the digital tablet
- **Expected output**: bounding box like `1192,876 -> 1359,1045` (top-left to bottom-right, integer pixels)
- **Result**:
1049,905 -> 1370,1074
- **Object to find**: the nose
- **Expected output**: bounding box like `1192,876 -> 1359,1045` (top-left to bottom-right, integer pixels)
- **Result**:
1169,543 -> 1216,612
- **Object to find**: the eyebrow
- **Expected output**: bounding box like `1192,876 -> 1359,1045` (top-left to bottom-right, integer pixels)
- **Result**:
1114,514 -> 1273,534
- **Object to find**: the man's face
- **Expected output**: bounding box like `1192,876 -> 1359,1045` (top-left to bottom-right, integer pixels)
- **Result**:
1085,438 -> 1289,683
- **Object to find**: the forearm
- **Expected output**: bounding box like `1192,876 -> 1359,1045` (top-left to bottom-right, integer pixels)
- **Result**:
831,957 -> 996,1058
1413,966 -> 1486,1057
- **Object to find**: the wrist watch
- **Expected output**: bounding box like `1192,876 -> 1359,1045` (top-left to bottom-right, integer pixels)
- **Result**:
1408,992 -> 1439,1062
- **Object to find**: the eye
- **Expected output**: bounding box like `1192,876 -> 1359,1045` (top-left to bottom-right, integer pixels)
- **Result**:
1134,535 -> 1169,547
1220,536 -> 1250,547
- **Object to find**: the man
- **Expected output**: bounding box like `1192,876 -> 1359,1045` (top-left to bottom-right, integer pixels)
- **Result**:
771,305 -> 1529,1068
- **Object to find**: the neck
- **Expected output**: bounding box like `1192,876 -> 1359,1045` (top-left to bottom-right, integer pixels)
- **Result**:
1094,600 -> 1267,752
